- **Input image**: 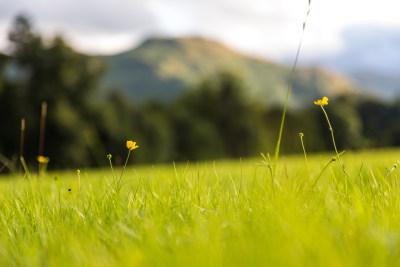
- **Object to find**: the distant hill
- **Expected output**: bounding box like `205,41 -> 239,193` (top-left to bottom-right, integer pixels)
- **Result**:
347,71 -> 400,100
101,37 -> 355,107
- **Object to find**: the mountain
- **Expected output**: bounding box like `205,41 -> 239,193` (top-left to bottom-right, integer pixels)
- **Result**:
349,71 -> 400,100
101,37 -> 355,107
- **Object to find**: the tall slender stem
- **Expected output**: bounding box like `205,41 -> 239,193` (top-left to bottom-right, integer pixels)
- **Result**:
119,150 -> 131,183
273,3 -> 311,173
320,106 -> 361,195
19,118 -> 25,173
38,102 -> 47,175
38,101 -> 47,156
320,106 -> 342,165
117,150 -> 131,192
299,133 -> 310,176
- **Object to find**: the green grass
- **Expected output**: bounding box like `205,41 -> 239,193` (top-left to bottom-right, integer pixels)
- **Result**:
0,149 -> 400,266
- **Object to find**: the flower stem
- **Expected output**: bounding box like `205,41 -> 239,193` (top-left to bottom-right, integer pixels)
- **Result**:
320,106 -> 361,195
107,155 -> 116,180
117,150 -> 131,192
320,106 -> 342,165
299,133 -> 310,177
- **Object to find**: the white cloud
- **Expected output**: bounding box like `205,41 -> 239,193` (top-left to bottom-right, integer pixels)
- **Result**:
0,0 -> 400,61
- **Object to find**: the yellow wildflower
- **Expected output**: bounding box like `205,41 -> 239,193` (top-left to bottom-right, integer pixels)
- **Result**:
37,155 -> 50,163
314,96 -> 328,106
126,140 -> 139,150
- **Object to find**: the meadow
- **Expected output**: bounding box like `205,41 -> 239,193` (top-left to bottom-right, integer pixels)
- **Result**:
2,5 -> 400,266
0,148 -> 399,266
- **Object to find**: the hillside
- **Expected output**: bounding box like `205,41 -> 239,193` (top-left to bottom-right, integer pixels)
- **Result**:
349,71 -> 400,100
101,37 -> 355,107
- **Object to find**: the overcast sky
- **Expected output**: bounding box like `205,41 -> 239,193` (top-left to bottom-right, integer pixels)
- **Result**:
1,0 -> 400,66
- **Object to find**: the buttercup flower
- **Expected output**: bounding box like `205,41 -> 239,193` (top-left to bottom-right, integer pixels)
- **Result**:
314,96 -> 328,106
126,140 -> 139,150
37,156 -> 50,163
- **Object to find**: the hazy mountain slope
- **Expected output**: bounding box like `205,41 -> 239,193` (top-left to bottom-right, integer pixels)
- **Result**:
349,71 -> 400,100
101,37 -> 355,107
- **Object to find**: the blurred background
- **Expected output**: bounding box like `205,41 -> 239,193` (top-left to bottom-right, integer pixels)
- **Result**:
0,0 -> 399,169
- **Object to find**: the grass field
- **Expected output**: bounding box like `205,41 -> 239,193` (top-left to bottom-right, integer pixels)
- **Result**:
0,148 -> 399,266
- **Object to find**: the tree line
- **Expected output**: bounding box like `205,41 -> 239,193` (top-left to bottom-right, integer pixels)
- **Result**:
1,15 -> 399,171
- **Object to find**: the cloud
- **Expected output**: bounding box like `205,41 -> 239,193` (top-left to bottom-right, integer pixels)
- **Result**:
340,26 -> 400,74
1,0 -> 160,33
1,0 -> 400,58
144,0 -> 308,59
0,0 -> 165,53
305,25 -> 400,75
0,0 -> 310,55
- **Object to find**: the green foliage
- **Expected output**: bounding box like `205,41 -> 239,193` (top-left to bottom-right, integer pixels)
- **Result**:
172,71 -> 268,160
358,99 -> 400,147
328,95 -> 364,149
1,14 -> 105,168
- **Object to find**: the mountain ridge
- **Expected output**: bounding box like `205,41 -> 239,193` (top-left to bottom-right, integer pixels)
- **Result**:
100,37 -> 356,107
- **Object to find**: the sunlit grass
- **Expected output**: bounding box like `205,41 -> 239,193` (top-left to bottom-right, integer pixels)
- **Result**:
0,149 -> 399,266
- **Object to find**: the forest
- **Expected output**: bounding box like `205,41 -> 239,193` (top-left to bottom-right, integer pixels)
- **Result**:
1,15 -> 400,170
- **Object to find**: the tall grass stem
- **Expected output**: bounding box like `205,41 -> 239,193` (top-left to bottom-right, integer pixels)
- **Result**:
38,102 -> 47,156
38,102 -> 47,174
19,118 -> 25,174
273,3 -> 311,173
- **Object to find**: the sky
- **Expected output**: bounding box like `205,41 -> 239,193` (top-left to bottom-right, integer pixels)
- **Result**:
1,0 -> 400,73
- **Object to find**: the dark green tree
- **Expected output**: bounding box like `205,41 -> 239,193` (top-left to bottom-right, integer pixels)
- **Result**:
0,53 -> 21,161
327,95 -> 364,149
4,14 -> 105,168
172,70 -> 269,160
